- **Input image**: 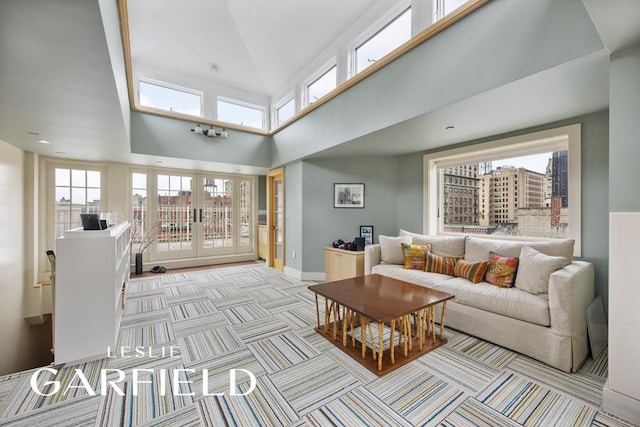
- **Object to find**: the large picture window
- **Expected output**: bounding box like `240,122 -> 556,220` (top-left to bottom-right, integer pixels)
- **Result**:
424,124 -> 581,255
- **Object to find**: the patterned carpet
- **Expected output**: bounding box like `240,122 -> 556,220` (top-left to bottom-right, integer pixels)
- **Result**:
0,263 -> 635,426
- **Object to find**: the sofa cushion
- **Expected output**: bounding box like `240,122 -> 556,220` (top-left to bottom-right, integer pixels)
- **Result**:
433,277 -> 550,326
371,264 -> 453,288
399,229 -> 466,257
465,237 -> 575,263
379,235 -> 412,264
424,252 -> 459,275
515,246 -> 570,294
485,252 -> 519,288
401,243 -> 432,270
453,259 -> 489,284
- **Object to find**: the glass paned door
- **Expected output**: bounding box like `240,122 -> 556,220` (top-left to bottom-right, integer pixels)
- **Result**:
196,175 -> 255,256
267,168 -> 284,271
153,173 -> 196,259
199,176 -> 235,255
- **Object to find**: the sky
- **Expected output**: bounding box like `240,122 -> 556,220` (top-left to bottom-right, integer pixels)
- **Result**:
492,152 -> 553,174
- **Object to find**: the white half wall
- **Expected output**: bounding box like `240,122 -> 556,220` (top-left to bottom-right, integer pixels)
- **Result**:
603,212 -> 640,423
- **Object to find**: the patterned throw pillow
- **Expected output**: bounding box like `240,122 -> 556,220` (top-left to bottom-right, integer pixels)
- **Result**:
454,259 -> 489,284
485,252 -> 519,288
401,243 -> 432,270
424,252 -> 459,276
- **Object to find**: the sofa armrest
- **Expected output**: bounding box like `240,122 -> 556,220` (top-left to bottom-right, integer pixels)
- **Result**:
364,244 -> 381,275
548,261 -> 595,337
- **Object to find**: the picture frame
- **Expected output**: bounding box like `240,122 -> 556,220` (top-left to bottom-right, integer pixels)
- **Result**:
333,183 -> 365,208
360,225 -> 374,246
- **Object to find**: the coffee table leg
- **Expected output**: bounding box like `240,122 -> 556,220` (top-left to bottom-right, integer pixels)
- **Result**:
390,319 -> 396,364
315,293 -> 320,329
324,298 -> 330,333
368,322 -> 377,361
418,309 -> 423,350
431,306 -> 436,344
360,317 -> 367,358
440,301 -> 448,340
342,306 -> 348,347
378,322 -> 384,371
332,302 -> 339,341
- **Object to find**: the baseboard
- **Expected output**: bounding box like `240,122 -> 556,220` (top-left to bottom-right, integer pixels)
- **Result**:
133,254 -> 258,272
283,267 -> 325,282
601,379 -> 640,425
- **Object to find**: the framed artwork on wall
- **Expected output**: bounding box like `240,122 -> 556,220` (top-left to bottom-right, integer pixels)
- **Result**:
360,225 -> 374,245
334,183 -> 365,208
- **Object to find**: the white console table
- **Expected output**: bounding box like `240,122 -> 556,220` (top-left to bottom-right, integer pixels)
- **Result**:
54,221 -> 130,364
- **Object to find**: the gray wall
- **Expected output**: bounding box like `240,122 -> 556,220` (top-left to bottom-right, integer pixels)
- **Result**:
285,161 -> 303,272
396,153 -> 425,233
131,112 -> 271,168
287,157 -> 400,273
271,0 -> 603,166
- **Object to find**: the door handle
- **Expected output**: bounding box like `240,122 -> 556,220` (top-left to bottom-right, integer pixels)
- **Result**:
193,208 -> 196,222
199,209 -> 203,223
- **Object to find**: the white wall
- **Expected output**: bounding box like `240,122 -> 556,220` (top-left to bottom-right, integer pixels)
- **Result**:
0,140 -> 45,374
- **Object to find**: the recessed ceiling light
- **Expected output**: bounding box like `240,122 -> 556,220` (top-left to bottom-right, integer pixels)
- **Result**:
445,125 -> 455,130
37,139 -> 51,144
210,64 -> 218,73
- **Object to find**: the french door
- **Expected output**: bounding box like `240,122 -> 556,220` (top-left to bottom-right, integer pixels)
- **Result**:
146,171 -> 255,261
267,168 -> 284,271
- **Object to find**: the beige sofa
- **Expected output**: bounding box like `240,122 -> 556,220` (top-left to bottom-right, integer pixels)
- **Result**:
364,230 -> 595,372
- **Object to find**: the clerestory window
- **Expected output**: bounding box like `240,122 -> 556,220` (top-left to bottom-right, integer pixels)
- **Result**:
138,78 -> 203,117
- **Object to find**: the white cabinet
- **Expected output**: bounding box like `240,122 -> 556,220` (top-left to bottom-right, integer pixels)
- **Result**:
324,247 -> 364,282
54,222 -> 130,364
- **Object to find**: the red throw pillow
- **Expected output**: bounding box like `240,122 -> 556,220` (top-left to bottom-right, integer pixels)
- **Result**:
485,252 -> 519,287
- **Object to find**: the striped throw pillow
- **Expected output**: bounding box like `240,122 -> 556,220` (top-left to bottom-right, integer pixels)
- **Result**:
401,243 -> 432,270
454,259 -> 489,284
424,252 -> 459,276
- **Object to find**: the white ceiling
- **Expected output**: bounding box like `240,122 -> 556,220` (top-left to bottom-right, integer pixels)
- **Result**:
1,0 -> 640,171
128,0 -> 378,97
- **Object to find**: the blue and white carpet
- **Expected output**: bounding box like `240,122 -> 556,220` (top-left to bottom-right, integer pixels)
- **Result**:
0,263 -> 634,427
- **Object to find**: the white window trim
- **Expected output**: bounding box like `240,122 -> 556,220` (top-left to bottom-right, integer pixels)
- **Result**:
136,75 -> 204,117
302,57 -> 337,108
217,96 -> 267,130
272,91 -> 296,128
348,2 -> 412,78
423,123 -> 582,256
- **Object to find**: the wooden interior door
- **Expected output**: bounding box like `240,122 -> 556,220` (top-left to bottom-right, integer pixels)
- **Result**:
267,168 -> 284,271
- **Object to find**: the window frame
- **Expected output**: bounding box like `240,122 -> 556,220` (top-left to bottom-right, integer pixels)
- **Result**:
272,92 -> 296,128
349,3 -> 412,77
423,124 -> 582,256
433,0 -> 470,22
45,160 -> 107,254
216,96 -> 267,130
136,76 -> 204,118
303,58 -> 338,108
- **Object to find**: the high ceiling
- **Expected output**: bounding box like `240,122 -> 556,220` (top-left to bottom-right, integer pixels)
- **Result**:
1,0 -> 640,171
128,0 -> 392,98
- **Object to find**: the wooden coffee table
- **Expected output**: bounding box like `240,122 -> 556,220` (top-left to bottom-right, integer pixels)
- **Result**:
308,274 -> 454,375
